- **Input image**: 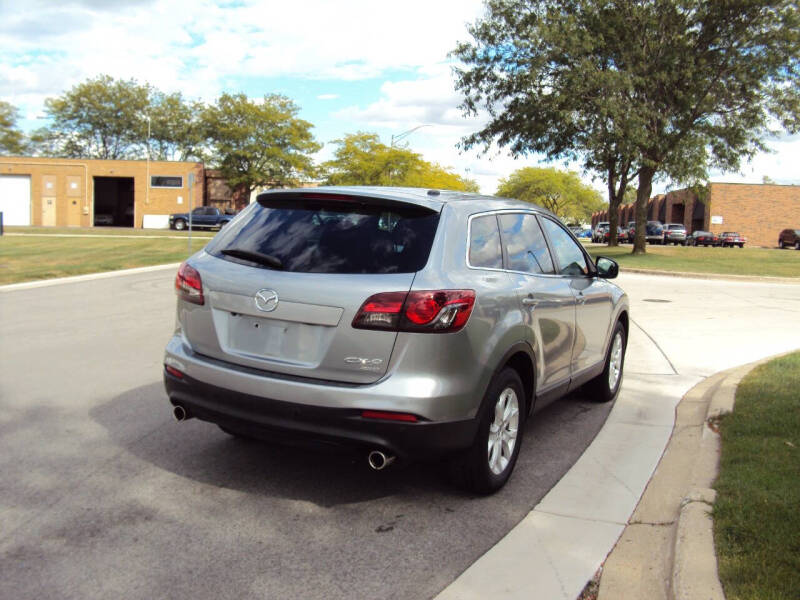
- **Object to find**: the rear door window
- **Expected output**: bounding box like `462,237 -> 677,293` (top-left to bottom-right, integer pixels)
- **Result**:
207,196 -> 440,274
469,215 -> 503,269
498,213 -> 555,275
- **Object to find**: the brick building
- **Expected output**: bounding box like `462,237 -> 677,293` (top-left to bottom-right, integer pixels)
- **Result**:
0,156 -> 203,228
591,182 -> 800,247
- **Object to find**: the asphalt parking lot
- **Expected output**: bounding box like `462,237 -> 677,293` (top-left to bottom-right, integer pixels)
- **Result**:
0,268 -> 615,600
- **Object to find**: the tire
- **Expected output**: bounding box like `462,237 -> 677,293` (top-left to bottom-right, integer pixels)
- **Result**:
796,242 -> 800,250
779,240 -> 785,249
585,321 -> 627,403
738,244 -> 743,248
448,368 -> 525,494
174,219 -> 186,231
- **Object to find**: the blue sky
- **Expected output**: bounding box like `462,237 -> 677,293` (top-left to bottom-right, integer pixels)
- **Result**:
2,0 -> 798,194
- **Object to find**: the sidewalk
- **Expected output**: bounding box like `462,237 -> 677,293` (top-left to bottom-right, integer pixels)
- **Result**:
597,359 -> 770,599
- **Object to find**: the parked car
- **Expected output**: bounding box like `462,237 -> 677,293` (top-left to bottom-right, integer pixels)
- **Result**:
164,187 -> 630,494
592,222 -> 610,242
687,231 -> 718,247
718,232 -> 746,248
578,228 -> 592,239
604,226 -> 629,243
625,221 -> 664,244
645,221 -> 665,245
94,213 -> 114,226
664,223 -> 687,245
626,221 -> 637,242
778,228 -> 800,249
169,206 -> 234,230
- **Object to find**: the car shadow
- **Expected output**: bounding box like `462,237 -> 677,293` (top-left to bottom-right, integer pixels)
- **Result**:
90,382 -> 464,507
90,380 -> 614,508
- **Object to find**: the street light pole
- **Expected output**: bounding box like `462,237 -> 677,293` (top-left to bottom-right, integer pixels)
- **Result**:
145,115 -> 151,207
390,124 -> 430,147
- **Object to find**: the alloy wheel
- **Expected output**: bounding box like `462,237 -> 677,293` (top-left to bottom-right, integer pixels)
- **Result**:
608,332 -> 623,391
487,387 -> 519,475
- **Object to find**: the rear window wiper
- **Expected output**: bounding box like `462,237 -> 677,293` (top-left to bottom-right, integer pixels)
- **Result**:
220,248 -> 284,270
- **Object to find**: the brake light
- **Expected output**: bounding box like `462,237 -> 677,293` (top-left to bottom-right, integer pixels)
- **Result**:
175,262 -> 204,305
352,290 -> 476,333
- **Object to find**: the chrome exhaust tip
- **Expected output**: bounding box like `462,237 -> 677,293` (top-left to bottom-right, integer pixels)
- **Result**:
173,405 -> 188,422
367,450 -> 395,471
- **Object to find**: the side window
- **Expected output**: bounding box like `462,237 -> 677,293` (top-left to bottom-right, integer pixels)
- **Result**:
498,213 -> 554,275
469,215 -> 503,269
540,217 -> 589,276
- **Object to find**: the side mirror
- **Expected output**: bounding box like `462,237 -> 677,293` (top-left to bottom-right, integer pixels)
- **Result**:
596,256 -> 619,279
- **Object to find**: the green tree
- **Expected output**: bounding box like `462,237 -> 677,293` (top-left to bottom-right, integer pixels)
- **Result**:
32,74 -> 150,159
323,132 -> 478,191
203,93 -> 320,199
496,167 -> 603,222
453,0 -> 800,253
0,101 -> 26,155
148,91 -> 206,162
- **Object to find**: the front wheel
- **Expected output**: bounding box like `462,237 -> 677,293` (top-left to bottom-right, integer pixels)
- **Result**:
585,321 -> 627,403
448,368 -> 525,494
174,219 -> 186,231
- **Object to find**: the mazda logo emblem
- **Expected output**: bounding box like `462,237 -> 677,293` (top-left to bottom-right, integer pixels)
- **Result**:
254,289 -> 279,312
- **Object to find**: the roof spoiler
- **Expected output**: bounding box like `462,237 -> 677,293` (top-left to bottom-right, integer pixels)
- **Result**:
256,191 -> 440,215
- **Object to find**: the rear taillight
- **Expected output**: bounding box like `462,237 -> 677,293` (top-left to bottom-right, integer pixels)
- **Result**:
175,262 -> 204,305
352,290 -> 476,333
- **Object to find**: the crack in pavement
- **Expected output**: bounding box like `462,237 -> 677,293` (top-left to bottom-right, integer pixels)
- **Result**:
631,317 -> 679,375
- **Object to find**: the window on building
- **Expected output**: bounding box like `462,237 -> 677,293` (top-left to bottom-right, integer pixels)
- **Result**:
151,176 -> 183,188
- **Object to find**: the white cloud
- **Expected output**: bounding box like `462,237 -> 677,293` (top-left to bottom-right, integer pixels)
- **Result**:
316,94 -> 339,101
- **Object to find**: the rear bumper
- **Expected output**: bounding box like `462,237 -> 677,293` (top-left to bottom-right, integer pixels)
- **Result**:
164,369 -> 478,459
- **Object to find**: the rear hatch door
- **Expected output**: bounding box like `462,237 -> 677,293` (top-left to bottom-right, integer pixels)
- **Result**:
180,191 -> 441,384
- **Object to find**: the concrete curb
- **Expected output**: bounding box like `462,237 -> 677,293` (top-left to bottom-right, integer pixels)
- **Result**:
620,267 -> 800,284
597,356 -> 781,600
0,262 -> 182,292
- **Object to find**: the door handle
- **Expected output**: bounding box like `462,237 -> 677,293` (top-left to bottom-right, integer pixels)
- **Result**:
576,293 -> 587,305
522,297 -> 539,307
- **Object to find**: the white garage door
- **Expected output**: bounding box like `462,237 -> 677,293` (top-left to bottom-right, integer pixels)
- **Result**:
0,175 -> 32,226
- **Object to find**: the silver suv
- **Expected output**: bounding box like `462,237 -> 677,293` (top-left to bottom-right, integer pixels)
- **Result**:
164,187 -> 629,493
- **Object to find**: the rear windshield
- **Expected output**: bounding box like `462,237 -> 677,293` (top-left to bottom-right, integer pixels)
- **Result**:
206,196 -> 440,274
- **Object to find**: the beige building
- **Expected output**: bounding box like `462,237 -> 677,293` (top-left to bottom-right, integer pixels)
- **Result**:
0,156 -> 203,228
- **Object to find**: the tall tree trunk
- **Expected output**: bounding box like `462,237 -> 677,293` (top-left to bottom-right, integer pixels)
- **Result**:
633,167 -> 655,255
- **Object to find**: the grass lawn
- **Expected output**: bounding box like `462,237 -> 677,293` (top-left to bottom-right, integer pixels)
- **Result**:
0,235 -> 210,285
4,225 -> 215,238
586,243 -> 800,278
714,352 -> 800,600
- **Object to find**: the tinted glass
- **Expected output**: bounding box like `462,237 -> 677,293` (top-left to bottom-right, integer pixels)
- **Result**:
208,198 -> 439,274
540,217 -> 589,276
469,215 -> 502,269
498,213 -> 554,275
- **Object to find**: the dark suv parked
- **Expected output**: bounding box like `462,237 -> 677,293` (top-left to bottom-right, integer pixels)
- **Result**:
778,228 -> 800,249
164,187 -> 630,493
